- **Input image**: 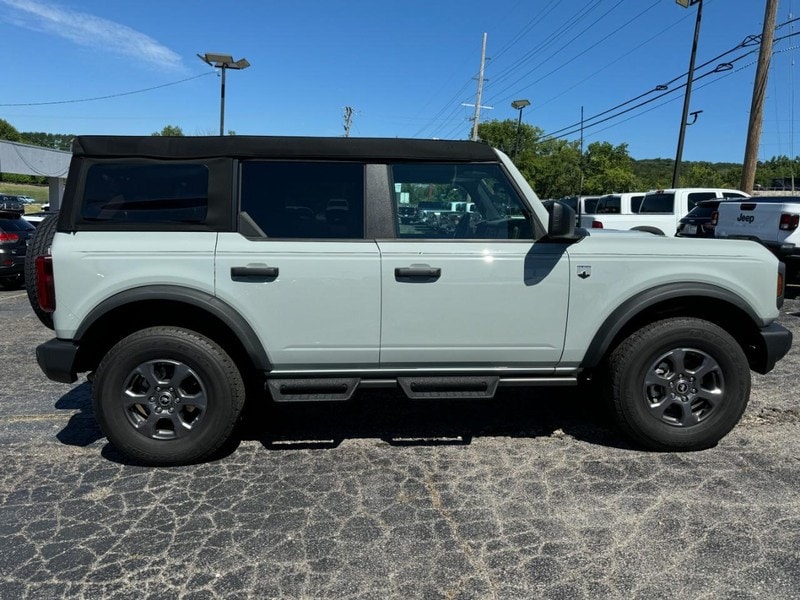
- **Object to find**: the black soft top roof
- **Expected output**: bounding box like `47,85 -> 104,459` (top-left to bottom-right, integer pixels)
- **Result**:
72,135 -> 499,162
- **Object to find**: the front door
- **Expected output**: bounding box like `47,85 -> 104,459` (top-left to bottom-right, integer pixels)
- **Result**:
378,163 -> 570,369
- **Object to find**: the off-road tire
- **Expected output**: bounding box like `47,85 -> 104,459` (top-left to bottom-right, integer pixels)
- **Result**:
92,327 -> 246,466
607,317 -> 750,451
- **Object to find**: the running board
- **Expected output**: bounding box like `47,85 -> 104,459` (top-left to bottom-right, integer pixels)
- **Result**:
398,376 -> 499,399
267,378 -> 359,402
265,374 -> 579,402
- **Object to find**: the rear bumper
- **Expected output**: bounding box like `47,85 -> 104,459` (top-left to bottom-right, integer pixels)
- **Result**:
36,338 -> 79,384
751,322 -> 793,374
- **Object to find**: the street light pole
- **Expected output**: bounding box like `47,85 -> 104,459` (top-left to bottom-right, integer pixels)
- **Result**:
672,0 -> 703,188
511,99 -> 531,159
197,53 -> 251,136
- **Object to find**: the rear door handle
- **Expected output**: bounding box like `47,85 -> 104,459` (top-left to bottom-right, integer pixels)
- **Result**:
394,266 -> 441,280
231,266 -> 279,279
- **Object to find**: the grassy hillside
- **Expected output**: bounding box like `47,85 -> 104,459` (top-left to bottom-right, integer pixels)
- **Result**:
0,183 -> 49,202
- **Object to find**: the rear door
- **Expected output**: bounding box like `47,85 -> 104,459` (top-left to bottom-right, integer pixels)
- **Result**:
377,162 -> 570,369
214,160 -> 381,370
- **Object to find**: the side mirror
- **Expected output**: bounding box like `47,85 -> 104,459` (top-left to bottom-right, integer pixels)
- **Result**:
546,200 -> 577,239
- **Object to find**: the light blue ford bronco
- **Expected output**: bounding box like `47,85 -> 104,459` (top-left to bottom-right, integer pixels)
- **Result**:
29,136 -> 792,465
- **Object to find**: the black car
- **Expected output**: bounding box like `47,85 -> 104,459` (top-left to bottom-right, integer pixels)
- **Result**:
0,210 -> 36,289
676,199 -> 728,238
0,194 -> 25,214
397,205 -> 418,224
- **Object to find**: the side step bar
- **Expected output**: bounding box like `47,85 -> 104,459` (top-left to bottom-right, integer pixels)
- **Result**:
397,376 -> 498,399
267,378 -> 359,402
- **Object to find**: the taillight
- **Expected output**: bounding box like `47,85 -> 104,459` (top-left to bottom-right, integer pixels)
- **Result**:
0,232 -> 19,244
710,210 -> 719,226
591,220 -> 604,229
779,213 -> 799,231
35,255 -> 56,313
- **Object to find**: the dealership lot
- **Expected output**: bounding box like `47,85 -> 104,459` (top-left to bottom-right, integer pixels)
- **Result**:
1,288 -> 799,599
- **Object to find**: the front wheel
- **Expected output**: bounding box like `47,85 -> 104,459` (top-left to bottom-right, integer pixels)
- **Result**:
92,327 -> 245,465
607,318 -> 750,451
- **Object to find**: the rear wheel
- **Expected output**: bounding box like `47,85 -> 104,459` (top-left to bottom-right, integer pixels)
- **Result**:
607,318 -> 750,451
93,327 -> 245,465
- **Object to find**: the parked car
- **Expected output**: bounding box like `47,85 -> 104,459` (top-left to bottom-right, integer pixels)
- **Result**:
676,199 -> 729,238
397,205 -> 418,224
715,196 -> 800,281
0,210 -> 35,289
0,194 -> 24,214
30,135 -> 792,465
593,192 -> 646,215
582,188 -> 749,235
560,195 -> 601,215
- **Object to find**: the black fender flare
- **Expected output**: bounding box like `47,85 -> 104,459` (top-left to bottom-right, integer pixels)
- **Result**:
74,285 -> 271,371
581,282 -> 763,368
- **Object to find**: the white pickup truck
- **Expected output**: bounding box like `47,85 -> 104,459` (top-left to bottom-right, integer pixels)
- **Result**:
714,195 -> 800,279
581,188 -> 749,235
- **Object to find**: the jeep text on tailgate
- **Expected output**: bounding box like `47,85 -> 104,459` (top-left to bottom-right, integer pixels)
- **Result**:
28,136 -> 793,465
715,196 -> 800,281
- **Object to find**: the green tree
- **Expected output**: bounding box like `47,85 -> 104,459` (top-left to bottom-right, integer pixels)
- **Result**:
528,138 -> 582,199
478,119 -> 584,198
20,131 -> 75,151
582,141 -> 639,193
152,125 -> 185,136
681,162 -> 726,188
0,118 -> 22,142
477,118 -> 540,157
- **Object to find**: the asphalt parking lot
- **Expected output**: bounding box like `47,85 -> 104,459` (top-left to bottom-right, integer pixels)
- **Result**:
1,287 -> 799,600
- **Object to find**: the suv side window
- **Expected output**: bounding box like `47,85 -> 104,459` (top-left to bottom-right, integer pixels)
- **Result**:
81,163 -> 209,224
390,163 -> 532,239
240,161 -> 364,239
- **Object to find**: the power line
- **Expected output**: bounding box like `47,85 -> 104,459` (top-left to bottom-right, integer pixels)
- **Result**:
487,0 -> 607,89
540,21 -> 800,142
488,0 -> 661,107
0,72 -> 215,107
541,47 -> 763,141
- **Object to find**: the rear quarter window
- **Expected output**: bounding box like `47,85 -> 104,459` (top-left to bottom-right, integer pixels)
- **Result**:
80,163 -> 209,225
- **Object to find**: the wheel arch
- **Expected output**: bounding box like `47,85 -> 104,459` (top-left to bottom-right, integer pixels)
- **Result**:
581,283 -> 767,372
73,285 -> 271,375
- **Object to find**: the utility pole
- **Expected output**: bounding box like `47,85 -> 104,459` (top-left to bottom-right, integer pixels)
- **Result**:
672,0 -> 704,188
741,0 -> 779,193
343,106 -> 354,138
470,33 -> 488,141
579,106 -> 585,198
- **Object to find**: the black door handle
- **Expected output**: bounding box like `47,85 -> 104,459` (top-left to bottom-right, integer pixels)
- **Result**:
231,266 -> 279,279
394,266 -> 441,280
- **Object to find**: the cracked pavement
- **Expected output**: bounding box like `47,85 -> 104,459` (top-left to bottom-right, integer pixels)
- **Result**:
1,288 -> 799,599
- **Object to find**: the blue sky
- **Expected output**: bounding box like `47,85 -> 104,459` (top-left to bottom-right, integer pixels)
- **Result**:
0,0 -> 797,162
